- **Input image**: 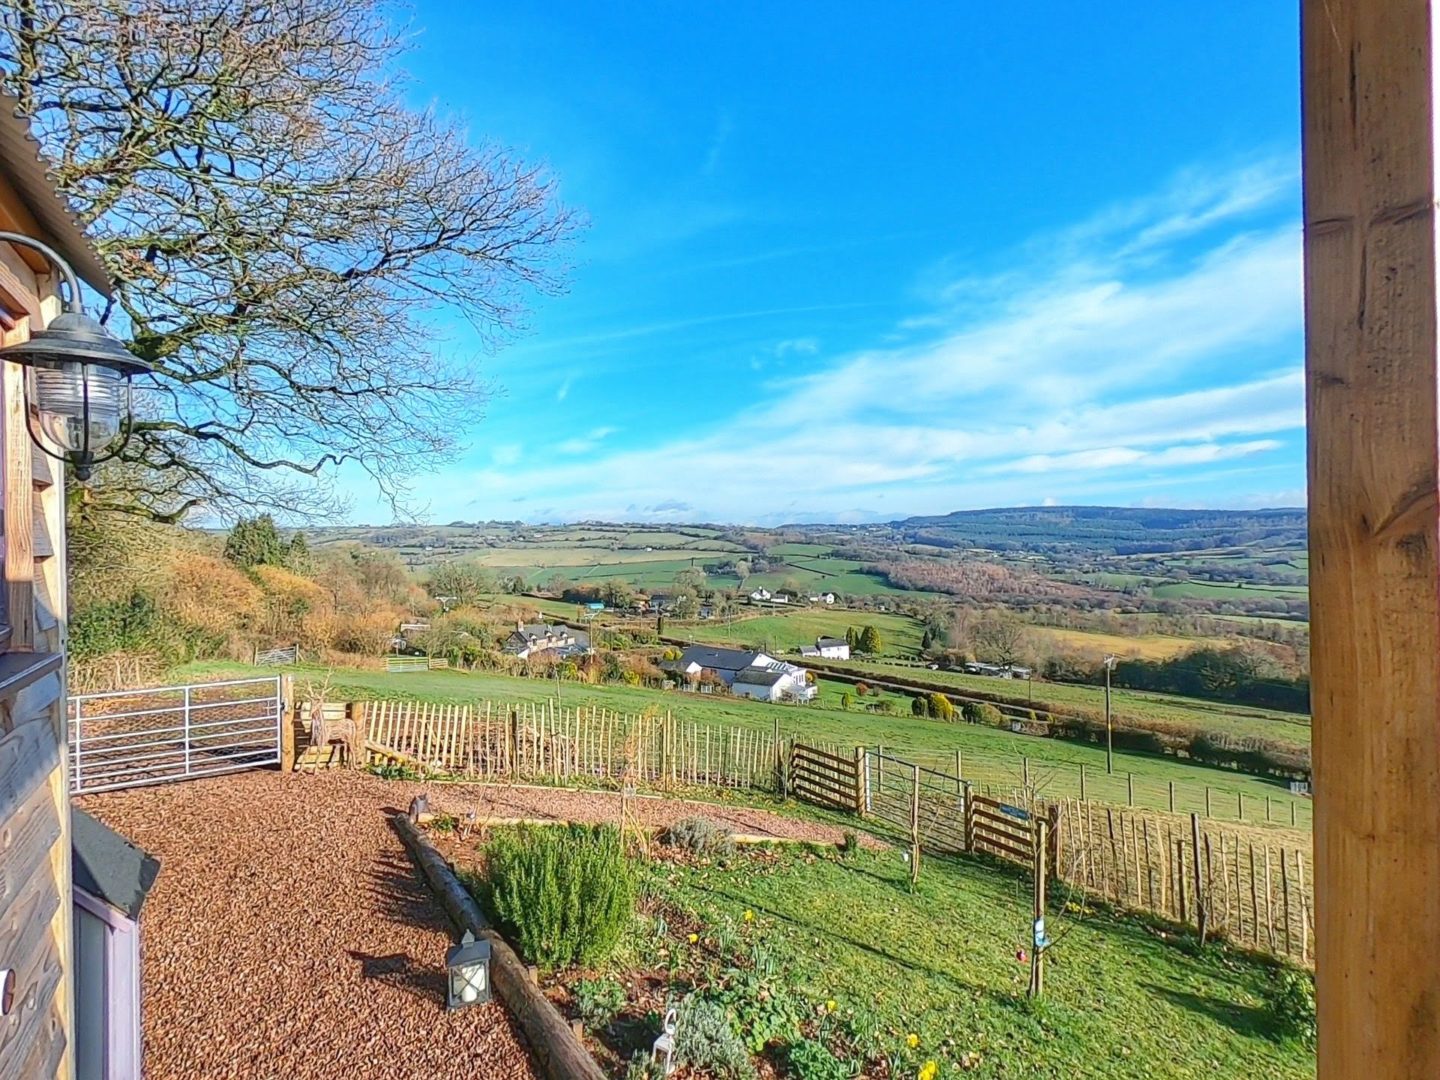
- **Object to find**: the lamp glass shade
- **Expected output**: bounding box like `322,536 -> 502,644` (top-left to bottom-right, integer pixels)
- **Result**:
445,932 -> 492,1009
33,362 -> 128,453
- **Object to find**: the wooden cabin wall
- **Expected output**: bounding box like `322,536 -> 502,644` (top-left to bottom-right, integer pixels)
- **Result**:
0,199 -> 73,1079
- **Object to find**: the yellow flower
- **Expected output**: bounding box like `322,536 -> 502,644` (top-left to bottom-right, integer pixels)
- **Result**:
825,999 -> 837,1013
743,910 -> 755,923
687,933 -> 699,944
906,1033 -> 920,1049
918,1061 -> 938,1080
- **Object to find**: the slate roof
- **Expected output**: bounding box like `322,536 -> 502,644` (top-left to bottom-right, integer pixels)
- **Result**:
678,645 -> 766,672
73,808 -> 160,920
816,637 -> 848,648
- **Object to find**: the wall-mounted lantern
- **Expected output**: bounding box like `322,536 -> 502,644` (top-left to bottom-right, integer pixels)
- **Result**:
446,930 -> 492,1009
0,231 -> 152,480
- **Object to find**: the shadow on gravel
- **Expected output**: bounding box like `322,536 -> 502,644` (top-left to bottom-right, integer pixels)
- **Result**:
348,949 -> 447,1004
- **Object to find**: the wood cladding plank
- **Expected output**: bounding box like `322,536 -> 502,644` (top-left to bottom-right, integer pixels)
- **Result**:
1302,3 -> 1440,1075
2,359 -> 33,646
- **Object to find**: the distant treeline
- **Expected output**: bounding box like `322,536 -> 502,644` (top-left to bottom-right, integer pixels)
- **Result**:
1045,646 -> 1310,715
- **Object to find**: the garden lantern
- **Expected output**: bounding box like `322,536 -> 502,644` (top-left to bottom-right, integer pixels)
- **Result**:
0,231 -> 151,481
445,930 -> 492,1009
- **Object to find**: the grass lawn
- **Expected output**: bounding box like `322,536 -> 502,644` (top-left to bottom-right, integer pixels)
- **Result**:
518,840 -> 1314,1079
174,660 -> 1315,829
1152,581 -> 1310,601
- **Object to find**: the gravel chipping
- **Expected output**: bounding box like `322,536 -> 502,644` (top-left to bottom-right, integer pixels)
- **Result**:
77,770 -> 540,1080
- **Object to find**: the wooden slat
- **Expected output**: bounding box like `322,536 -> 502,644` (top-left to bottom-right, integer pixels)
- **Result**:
1302,3 -> 1440,1075
972,833 -> 1034,863
30,491 -> 51,560
790,762 -> 856,793
792,743 -> 856,768
3,359 -> 33,646
790,752 -> 856,781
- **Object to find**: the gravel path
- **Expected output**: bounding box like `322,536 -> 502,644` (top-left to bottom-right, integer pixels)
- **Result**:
78,771 -> 539,1080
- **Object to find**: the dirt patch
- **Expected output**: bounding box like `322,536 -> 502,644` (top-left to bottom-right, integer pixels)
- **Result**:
78,770 -> 538,1080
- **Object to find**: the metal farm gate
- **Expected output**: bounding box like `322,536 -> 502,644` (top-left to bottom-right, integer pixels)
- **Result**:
69,677 -> 284,794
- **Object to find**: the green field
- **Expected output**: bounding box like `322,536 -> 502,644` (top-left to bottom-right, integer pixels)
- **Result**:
175,661 -> 1314,828
820,657 -> 1311,752
605,843 -> 1314,1079
1152,581 -> 1310,601
682,609 -> 925,656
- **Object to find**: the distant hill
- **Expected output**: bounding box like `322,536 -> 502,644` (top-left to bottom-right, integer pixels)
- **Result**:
895,506 -> 1308,556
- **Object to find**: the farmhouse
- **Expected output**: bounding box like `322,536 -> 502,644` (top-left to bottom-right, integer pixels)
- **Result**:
748,587 -> 771,602
806,592 -> 837,605
672,645 -> 816,703
816,636 -> 850,659
503,621 -> 588,660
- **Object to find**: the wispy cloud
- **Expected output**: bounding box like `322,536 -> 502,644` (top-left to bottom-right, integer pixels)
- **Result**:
419,159 -> 1303,522
557,426 -> 618,455
556,376 -> 573,401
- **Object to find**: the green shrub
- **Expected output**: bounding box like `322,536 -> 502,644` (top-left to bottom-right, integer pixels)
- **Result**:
840,831 -> 859,857
663,817 -> 735,855
786,1038 -> 856,1080
926,692 -> 955,721
675,995 -> 755,1080
1263,968 -> 1316,1046
911,695 -> 928,717
482,824 -> 636,970
574,977 -> 628,1029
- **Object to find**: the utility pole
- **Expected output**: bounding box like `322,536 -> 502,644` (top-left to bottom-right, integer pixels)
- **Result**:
1103,655 -> 1118,775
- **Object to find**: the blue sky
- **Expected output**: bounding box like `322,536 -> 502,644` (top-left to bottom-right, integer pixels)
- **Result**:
343,3 -> 1303,525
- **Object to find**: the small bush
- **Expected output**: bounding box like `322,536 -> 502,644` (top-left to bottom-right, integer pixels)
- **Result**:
840,831 -> 859,857
675,996 -> 755,1080
1263,968 -> 1316,1046
482,824 -> 636,970
911,695 -> 928,717
927,692 -> 955,721
663,816 -> 735,855
786,1038 -> 856,1080
840,691 -> 853,711
574,977 -> 627,1029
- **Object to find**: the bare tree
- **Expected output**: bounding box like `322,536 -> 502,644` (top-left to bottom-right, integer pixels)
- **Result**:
1,0 -> 577,520
970,612 -> 1032,668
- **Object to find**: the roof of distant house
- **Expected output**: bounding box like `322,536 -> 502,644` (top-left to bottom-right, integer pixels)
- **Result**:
816,636 -> 847,648
799,645 -> 821,657
678,645 -> 765,672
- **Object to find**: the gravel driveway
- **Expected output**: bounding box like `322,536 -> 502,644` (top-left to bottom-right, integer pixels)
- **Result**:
78,771 -> 539,1080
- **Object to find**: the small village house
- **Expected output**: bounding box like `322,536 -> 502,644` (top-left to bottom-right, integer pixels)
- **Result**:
502,620 -> 589,660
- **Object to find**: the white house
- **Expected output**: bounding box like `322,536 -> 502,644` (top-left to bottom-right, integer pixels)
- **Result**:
806,592 -> 837,605
815,636 -> 850,660
670,645 -> 816,703
748,587 -> 772,602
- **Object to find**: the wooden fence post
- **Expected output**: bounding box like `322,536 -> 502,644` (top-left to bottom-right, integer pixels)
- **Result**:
1127,772 -> 1134,807
1191,813 -> 1207,942
854,746 -> 866,816
1168,781 -> 1175,813
909,764 -> 921,886
962,781 -> 974,852
1205,786 -> 1212,818
1079,762 -> 1086,801
1029,816 -> 1049,998
351,701 -> 369,768
279,674 -> 296,773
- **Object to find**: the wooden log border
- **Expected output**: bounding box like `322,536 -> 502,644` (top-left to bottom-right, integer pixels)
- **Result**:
392,814 -> 607,1080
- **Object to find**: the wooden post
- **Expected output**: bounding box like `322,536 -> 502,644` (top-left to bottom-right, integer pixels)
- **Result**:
909,764 -> 921,885
1022,755 -> 1030,790
1126,772 -> 1133,807
1190,813 -> 1206,942
1167,781 -> 1175,813
1205,786 -> 1211,818
1293,8 -> 1440,1057
1029,817 -> 1049,998
853,745 -> 866,816
1079,762 -> 1086,801
279,674 -> 296,772
962,780 -> 974,853
955,747 -> 962,786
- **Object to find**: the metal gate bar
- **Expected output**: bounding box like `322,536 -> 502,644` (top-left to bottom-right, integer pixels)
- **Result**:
70,676 -> 283,794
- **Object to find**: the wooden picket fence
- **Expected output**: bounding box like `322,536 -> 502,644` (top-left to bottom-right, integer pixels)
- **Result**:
360,697 -> 795,791
851,745 -> 1313,967
1051,798 -> 1314,965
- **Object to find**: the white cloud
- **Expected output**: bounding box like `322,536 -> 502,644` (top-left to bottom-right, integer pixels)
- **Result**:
490,443 -> 523,467
556,426 -> 618,455
556,376 -> 573,401
420,159 -> 1303,521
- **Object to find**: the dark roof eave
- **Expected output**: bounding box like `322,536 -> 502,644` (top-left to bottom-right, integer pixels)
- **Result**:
72,808 -> 160,920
